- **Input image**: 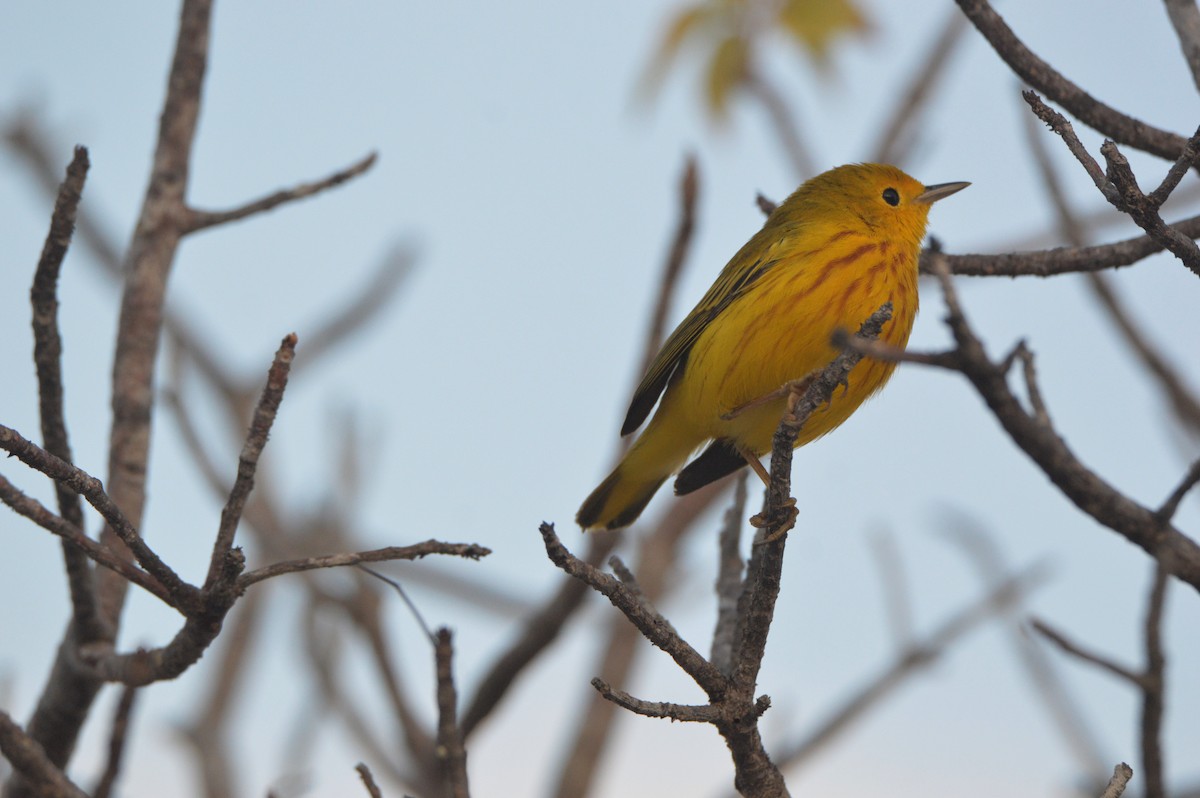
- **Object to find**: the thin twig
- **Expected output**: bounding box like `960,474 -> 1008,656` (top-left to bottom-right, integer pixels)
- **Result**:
0,474 -> 175,607
538,523 -> 728,696
206,333 -> 297,588
355,763 -> 384,798
238,542 -> 492,589
1101,763 -> 1135,798
182,152 -> 377,233
30,144 -> 102,639
590,680 -> 720,723
0,424 -> 197,611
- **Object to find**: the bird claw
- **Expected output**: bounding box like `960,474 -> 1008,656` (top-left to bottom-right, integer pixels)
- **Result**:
749,498 -> 798,541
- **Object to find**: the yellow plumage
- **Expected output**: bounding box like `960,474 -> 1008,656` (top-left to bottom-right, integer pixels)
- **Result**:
578,163 -> 967,531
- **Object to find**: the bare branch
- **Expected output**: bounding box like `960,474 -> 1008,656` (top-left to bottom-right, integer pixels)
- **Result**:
293,244 -> 417,377
933,212 -> 1200,276
551,489 -> 726,798
355,763 -> 384,798
30,144 -> 101,638
0,424 -> 196,610
920,254 -> 1200,593
462,535 -> 615,739
956,0 -> 1190,159
206,333 -> 297,588
1022,91 -> 1117,201
182,152 -> 377,233
238,541 -> 492,590
1100,139 -> 1200,277
1101,763 -> 1135,798
0,473 -> 175,607
538,523 -> 728,696
590,679 -> 720,723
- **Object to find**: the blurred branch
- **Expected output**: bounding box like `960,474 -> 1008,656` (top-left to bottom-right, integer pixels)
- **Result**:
293,243 -> 417,378
743,69 -> 814,180
636,155 -> 700,386
1084,274 -> 1200,439
871,8 -> 969,164
434,629 -> 470,798
1164,0 -> 1200,92
771,563 -> 1046,773
712,475 -> 748,674
91,686 -> 139,798
1032,563 -> 1171,798
0,713 -> 89,798
938,513 -> 1110,781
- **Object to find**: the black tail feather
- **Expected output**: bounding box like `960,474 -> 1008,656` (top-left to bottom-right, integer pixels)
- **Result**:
673,439 -> 747,495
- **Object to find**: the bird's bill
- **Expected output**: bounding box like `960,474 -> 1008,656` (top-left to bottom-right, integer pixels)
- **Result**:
916,181 -> 970,204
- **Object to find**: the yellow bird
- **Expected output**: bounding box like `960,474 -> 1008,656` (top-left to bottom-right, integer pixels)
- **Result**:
577,163 -> 967,531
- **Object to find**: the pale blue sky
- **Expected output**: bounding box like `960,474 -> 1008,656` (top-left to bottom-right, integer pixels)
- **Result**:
1,2 -> 1198,796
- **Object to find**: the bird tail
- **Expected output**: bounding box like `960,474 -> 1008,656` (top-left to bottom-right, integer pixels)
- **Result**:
576,410 -> 697,531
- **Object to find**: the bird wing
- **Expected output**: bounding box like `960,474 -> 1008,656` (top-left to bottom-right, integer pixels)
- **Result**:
620,254 -> 775,436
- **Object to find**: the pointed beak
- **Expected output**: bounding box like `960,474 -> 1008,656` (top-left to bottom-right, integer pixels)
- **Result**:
916,181 -> 970,204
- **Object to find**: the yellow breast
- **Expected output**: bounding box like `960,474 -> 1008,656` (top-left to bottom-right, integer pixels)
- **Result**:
670,228 -> 919,454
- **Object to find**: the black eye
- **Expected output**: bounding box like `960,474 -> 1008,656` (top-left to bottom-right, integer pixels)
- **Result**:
882,188 -> 900,206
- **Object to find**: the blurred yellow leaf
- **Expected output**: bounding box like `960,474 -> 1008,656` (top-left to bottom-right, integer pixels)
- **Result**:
639,5 -> 719,100
639,0 -> 870,117
778,0 -> 870,63
706,35 -> 749,119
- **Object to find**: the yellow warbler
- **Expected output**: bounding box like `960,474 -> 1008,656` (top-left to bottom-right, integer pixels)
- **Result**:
577,163 -> 967,531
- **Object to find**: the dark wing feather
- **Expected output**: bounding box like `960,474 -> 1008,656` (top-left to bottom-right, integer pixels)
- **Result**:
620,255 -> 776,436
